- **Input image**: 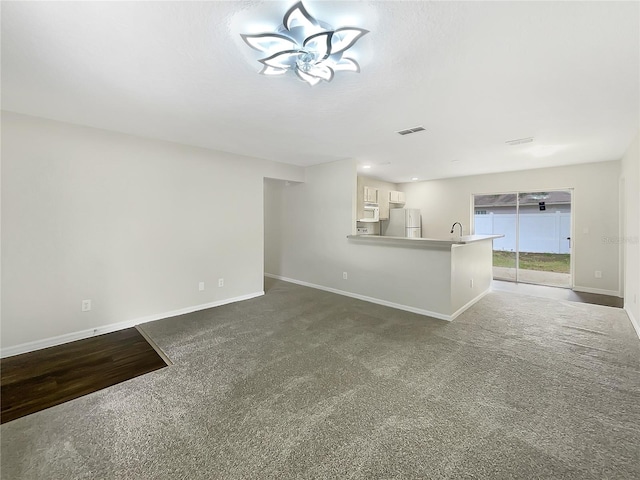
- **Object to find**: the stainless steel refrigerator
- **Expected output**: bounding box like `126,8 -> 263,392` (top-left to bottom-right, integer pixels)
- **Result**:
385,208 -> 422,238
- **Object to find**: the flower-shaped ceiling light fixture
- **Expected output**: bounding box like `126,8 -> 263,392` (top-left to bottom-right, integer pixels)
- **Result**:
241,2 -> 369,86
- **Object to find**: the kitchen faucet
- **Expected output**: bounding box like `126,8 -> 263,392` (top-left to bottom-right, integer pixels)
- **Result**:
450,222 -> 463,237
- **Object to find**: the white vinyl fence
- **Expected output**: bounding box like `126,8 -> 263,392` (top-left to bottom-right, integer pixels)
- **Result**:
475,212 -> 571,254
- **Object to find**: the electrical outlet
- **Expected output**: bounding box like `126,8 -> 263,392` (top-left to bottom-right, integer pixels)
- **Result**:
343,272 -> 348,280
82,299 -> 92,312
595,271 -> 602,279
199,282 -> 205,291
470,279 -> 474,288
218,278 -> 224,287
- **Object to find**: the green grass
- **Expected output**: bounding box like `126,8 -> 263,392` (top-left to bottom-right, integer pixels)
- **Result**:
493,251 -> 570,273
492,251 -> 517,268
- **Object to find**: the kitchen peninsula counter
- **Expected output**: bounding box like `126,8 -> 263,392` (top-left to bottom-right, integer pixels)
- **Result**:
346,234 -> 503,247
344,233 -> 503,320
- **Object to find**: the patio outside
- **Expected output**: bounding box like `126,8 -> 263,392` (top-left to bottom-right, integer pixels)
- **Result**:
474,191 -> 573,289
492,251 -> 571,287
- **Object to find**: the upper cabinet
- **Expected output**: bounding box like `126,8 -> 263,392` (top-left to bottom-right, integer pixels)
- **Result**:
364,186 -> 378,203
389,191 -> 406,204
357,176 -> 400,222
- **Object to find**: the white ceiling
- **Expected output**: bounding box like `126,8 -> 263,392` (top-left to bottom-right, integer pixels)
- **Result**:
2,1 -> 639,183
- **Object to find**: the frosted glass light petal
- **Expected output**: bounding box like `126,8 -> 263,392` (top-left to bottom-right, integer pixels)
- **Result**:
295,69 -> 321,86
283,2 -> 318,31
332,57 -> 360,73
260,66 -> 289,76
331,28 -> 369,55
303,32 -> 333,60
306,64 -> 334,82
241,2 -> 368,86
241,33 -> 296,53
259,50 -> 301,69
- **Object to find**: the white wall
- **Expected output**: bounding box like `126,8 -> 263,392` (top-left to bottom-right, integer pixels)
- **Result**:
399,162 -> 621,295
621,132 -> 640,336
264,160 -> 489,319
265,160 -> 357,289
264,178 -> 290,276
451,241 -> 493,313
1,112 -> 304,353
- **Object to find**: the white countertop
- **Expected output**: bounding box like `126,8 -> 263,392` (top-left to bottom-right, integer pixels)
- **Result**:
346,234 -> 504,247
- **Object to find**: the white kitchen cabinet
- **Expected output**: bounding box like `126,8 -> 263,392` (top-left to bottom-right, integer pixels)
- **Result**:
357,177 -> 396,222
364,186 -> 378,203
389,190 -> 406,204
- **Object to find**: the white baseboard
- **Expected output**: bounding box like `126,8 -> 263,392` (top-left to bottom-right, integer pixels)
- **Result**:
0,291 -> 264,359
450,288 -> 491,320
266,273 -> 454,321
573,286 -> 621,297
624,306 -> 640,340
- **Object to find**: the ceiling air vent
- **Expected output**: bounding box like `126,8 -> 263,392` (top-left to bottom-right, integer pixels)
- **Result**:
505,137 -> 534,146
397,126 -> 426,136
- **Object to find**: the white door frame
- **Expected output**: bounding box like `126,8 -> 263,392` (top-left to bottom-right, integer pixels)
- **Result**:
471,188 -> 575,288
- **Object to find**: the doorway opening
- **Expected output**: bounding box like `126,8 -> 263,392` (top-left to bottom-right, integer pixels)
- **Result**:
473,190 -> 573,288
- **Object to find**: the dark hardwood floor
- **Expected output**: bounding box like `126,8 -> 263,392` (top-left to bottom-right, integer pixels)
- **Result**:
1,327 -> 167,424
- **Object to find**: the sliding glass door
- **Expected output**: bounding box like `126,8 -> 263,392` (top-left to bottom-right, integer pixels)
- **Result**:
516,191 -> 572,287
474,194 -> 518,281
473,190 -> 572,288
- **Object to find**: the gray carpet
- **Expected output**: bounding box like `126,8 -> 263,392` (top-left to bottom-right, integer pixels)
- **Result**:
2,278 -> 639,479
